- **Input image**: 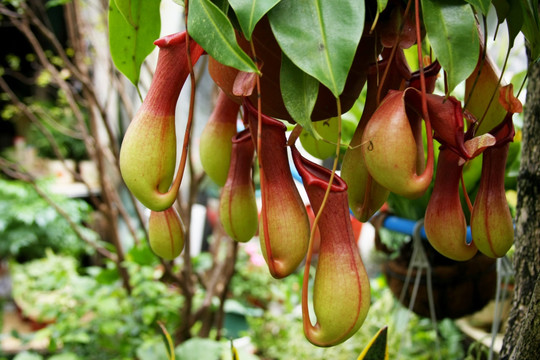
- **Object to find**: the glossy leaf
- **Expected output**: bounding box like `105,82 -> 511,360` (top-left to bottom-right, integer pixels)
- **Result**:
280,53 -> 318,135
187,0 -> 259,73
464,0 -> 491,15
268,0 -> 364,96
506,0 -> 523,48
421,0 -> 479,94
357,326 -> 389,360
520,0 -> 540,62
109,0 -> 161,87
157,322 -> 175,360
300,117 -> 339,160
523,0 -> 540,26
114,0 -> 134,26
492,0 -> 510,24
377,0 -> 389,13
229,0 -> 281,40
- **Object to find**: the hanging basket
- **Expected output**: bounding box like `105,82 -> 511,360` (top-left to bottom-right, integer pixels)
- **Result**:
382,237 -> 497,319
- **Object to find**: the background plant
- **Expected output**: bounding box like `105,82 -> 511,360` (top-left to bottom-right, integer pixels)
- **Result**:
8,245 -> 183,360
0,178 -> 95,261
247,276 -> 465,360
0,0 -> 242,353
0,0 -> 538,358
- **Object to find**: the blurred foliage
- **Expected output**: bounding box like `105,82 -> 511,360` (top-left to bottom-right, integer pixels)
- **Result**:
0,178 -> 95,261
230,242 -> 301,311
6,244 -> 263,360
247,276 -> 465,360
1,94 -> 88,161
1,48 -> 88,161
9,245 -> 183,359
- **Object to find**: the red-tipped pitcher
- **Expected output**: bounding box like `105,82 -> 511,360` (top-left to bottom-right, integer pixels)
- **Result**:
199,90 -> 240,187
361,88 -> 434,199
219,129 -> 258,243
119,32 -> 204,211
471,115 -> 515,258
425,147 -> 478,261
148,207 -> 185,260
291,147 -> 370,347
244,100 -> 310,279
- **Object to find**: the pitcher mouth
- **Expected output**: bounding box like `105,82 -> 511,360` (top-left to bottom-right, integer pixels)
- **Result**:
243,97 -> 287,130
291,146 -> 347,193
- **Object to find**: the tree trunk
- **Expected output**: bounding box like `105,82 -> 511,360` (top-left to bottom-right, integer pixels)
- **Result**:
500,55 -> 540,360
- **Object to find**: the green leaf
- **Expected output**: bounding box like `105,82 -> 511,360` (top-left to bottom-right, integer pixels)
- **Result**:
377,0 -> 389,13
280,54 -> 318,134
464,0 -> 490,15
492,0 -> 510,24
492,0 -> 526,49
95,267 -> 120,284
357,326 -> 388,360
158,322 -> 176,360
114,0 -> 134,26
108,0 -> 161,87
229,0 -> 281,40
136,338 -> 170,360
268,0 -> 365,97
300,117 -> 340,160
520,0 -> 540,62
187,0 -> 259,73
12,352 -> 44,360
175,338 -> 223,360
127,243 -> 158,266
524,0 -> 540,25
506,0 -> 523,48
422,0 -> 479,94
48,353 -> 80,360
45,0 -> 72,8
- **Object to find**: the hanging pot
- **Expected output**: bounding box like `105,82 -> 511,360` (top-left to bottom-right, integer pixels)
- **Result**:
376,220 -> 497,319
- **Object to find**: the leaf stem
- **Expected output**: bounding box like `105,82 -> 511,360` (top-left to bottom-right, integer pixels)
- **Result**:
461,172 -> 473,214
376,0 -> 413,105
415,0 -> 434,177
287,124 -> 304,146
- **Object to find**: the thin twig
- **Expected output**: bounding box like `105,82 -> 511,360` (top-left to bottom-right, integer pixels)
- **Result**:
4,7 -> 97,160
0,75 -> 102,208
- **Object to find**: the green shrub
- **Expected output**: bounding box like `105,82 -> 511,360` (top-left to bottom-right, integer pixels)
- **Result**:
247,276 -> 465,360
12,245 -> 184,359
0,179 -> 94,261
